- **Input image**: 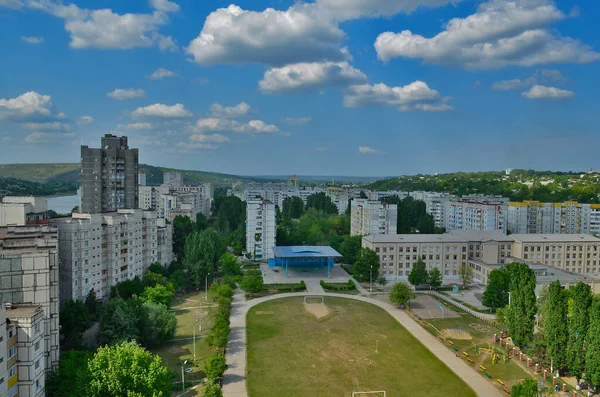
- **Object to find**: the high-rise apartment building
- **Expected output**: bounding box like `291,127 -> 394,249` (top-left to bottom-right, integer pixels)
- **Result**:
246,200 -> 276,260
508,201 -> 600,236
163,172 -> 183,187
445,199 -> 507,233
350,199 -> 397,236
80,134 -> 139,213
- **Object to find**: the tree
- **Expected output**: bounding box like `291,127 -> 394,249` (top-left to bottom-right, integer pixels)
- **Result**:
506,263 -> 537,349
510,378 -> 538,397
99,298 -> 140,345
305,192 -> 338,215
86,341 -> 171,397
428,268 -> 442,289
389,282 -> 416,306
140,302 -> 177,346
339,235 -> 362,265
408,258 -> 428,289
46,350 -> 92,397
218,252 -> 242,276
240,274 -> 263,294
353,248 -> 379,282
203,382 -> 223,397
195,212 -> 209,232
141,284 -> 174,308
416,214 -> 435,234
173,215 -> 195,261
282,196 -> 304,219
567,282 -> 592,381
586,298 -> 600,390
376,274 -> 388,287
204,352 -> 227,381
543,280 -> 568,369
482,269 -> 510,309
110,277 -> 144,300
458,264 -> 473,289
85,289 -> 100,320
147,262 -> 169,277
184,230 -> 224,288
60,299 -> 91,350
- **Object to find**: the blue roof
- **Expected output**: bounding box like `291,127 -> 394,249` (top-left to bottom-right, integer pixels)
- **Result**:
272,246 -> 342,258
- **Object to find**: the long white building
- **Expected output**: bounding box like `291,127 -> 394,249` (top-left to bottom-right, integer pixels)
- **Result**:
508,201 -> 600,236
140,184 -> 213,222
246,200 -> 276,260
350,199 -> 397,236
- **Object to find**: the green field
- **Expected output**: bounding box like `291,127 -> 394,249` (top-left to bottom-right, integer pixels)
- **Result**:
247,297 -> 477,397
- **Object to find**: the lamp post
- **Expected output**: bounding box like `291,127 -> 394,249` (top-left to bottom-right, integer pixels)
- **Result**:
181,365 -> 185,392
193,319 -> 198,363
370,265 -> 373,293
205,272 -> 210,301
376,340 -> 379,354
508,291 -> 511,306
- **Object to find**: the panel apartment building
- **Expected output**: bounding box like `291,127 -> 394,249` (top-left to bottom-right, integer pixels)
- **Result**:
80,134 -> 139,213
508,201 -> 600,236
445,198 -> 507,233
350,199 -> 397,236
246,200 -> 276,260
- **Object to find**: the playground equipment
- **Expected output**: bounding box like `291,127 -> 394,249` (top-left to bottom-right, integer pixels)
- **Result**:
475,344 -> 508,365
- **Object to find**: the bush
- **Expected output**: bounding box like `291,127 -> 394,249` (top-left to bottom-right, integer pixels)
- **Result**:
274,281 -> 306,293
203,382 -> 223,397
320,280 -> 356,291
204,353 -> 227,381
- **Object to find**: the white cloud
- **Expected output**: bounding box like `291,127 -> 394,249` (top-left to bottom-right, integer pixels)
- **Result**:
107,88 -> 147,100
186,4 -> 348,67
343,81 -> 450,111
259,61 -> 367,93
26,0 -> 178,51
21,36 -> 44,44
176,142 -> 219,152
0,0 -> 23,9
21,122 -> 70,131
521,85 -> 574,100
282,117 -> 312,126
25,131 -> 75,144
132,103 -> 192,118
0,91 -> 58,121
77,115 -> 94,125
374,0 -> 600,69
541,69 -> 567,83
210,102 -> 252,118
195,117 -> 285,135
148,68 -> 178,80
492,69 -> 568,91
491,79 -> 527,91
117,122 -> 155,130
315,146 -> 328,151
358,146 -> 376,153
316,0 -> 461,22
190,133 -> 230,143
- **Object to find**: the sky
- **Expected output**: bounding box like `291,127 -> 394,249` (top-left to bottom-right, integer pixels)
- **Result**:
0,0 -> 599,177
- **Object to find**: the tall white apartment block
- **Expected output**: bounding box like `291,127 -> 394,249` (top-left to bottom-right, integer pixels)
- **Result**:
246,200 -> 276,260
163,172 -> 183,187
508,201 -> 600,236
140,184 -> 213,221
350,199 -> 397,236
445,199 -> 507,233
51,209 -> 172,303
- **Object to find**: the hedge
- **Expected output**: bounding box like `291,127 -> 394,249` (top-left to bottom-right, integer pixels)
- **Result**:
320,279 -> 356,291
273,280 -> 306,293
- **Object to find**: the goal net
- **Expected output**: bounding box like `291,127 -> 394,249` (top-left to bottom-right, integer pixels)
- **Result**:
304,296 -> 325,304
352,391 -> 386,397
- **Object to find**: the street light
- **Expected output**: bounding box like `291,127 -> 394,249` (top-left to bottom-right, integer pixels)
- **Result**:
205,272 -> 210,301
508,291 -> 511,306
370,265 -> 373,293
193,319 -> 198,363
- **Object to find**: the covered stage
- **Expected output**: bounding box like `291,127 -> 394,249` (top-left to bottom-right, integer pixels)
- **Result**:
270,246 -> 342,278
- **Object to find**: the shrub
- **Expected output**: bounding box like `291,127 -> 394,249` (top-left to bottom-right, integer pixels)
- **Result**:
203,353 -> 227,382
203,382 -> 223,397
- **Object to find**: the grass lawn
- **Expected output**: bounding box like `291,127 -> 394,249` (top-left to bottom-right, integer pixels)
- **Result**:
247,297 -> 477,397
151,290 -> 219,396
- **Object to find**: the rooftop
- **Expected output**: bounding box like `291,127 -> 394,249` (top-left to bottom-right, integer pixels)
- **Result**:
511,234 -> 600,243
5,304 -> 43,320
363,230 -> 512,244
272,246 -> 342,258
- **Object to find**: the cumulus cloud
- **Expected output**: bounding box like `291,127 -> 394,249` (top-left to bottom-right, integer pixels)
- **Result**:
195,117 -> 285,135
0,91 -> 59,121
25,132 -> 75,143
190,133 -> 230,143
107,88 -> 147,100
259,61 -> 367,93
0,0 -> 23,9
186,4 -> 348,67
343,81 -> 451,111
541,69 -> 567,83
492,69 -> 568,91
21,122 -> 70,131
176,142 -> 219,152
374,0 -> 600,69
117,122 -> 155,130
77,115 -> 94,125
25,0 -> 178,51
315,146 -> 328,151
358,146 -> 376,153
282,117 -> 312,126
491,79 -> 528,91
521,85 -> 574,100
210,102 -> 252,118
148,68 -> 178,80
21,36 -> 44,44
132,103 -> 192,118
316,0 -> 461,21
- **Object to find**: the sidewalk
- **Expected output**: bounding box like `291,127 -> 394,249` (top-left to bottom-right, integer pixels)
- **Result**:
222,291 -> 502,397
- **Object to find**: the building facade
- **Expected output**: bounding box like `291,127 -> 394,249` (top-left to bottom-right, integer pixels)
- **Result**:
80,134 -> 139,213
445,199 -> 507,233
350,199 -> 397,236
508,201 -> 600,236
246,200 -> 276,260
163,172 -> 183,187
0,198 -> 48,227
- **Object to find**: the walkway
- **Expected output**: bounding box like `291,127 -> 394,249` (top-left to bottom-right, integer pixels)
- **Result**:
222,291 -> 502,397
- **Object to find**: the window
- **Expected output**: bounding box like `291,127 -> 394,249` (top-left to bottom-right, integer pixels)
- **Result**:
35,359 -> 41,371
8,347 -> 16,359
8,365 -> 16,378
8,328 -> 13,338
34,322 -> 40,335
35,341 -> 40,352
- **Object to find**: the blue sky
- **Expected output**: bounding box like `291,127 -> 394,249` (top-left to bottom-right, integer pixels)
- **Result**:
0,0 -> 599,177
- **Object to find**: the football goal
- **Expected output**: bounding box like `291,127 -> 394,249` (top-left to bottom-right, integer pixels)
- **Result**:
352,391 -> 386,397
303,296 -> 325,304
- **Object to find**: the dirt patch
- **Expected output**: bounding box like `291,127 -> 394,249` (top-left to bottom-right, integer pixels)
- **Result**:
304,303 -> 330,319
256,311 -> 274,315
440,328 -> 473,340
168,346 -> 185,354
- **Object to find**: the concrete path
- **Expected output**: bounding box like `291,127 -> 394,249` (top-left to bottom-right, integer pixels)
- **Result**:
303,278 -> 325,293
222,291 -> 502,397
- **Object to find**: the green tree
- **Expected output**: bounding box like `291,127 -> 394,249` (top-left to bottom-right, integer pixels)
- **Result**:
144,271 -> 173,290
389,282 -> 416,306
184,230 -> 224,288
416,214 -> 435,234
428,267 -> 442,289
495,306 -> 509,325
353,248 -> 380,282
544,280 -> 568,368
586,298 -> 600,390
60,299 -> 91,350
282,196 -> 304,219
99,298 -> 140,345
86,341 -> 171,397
218,252 -> 242,276
408,258 -> 428,289
204,352 -> 227,381
212,196 -> 246,231
506,263 -> 537,349
110,277 -> 144,300
195,212 -> 209,232
510,378 -> 538,397
203,382 -> 223,397
46,350 -> 92,397
339,235 -> 362,265
140,302 -> 177,346
147,262 -> 169,277
305,192 -> 338,214
141,284 -> 174,308
85,289 -> 100,320
567,282 -> 592,380
240,274 -> 263,294
482,269 -> 510,309
458,263 -> 473,289
376,274 -> 388,287
173,215 -> 195,261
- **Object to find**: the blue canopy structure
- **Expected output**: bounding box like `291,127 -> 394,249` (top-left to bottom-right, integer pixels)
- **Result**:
270,246 -> 342,278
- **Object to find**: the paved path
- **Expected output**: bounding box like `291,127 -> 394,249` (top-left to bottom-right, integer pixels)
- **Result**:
303,278 -> 325,294
222,291 -> 502,397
